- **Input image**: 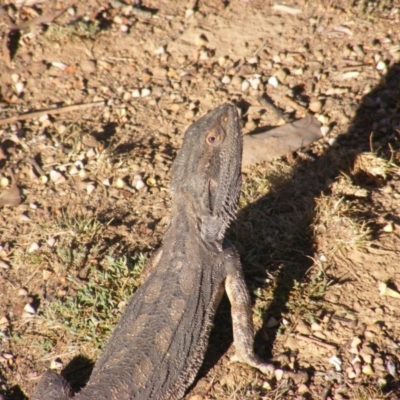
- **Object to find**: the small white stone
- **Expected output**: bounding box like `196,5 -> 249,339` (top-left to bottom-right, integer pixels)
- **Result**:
241,80 -> 250,91
141,88 -> 151,97
249,77 -> 261,90
383,222 -> 394,232
86,183 -> 96,195
50,360 -> 63,370
24,303 -> 36,314
0,177 -> 9,187
69,166 -> 79,175
18,288 -> 28,296
154,46 -> 165,55
275,369 -> 284,381
376,60 -> 387,71
15,82 -> 24,95
20,214 -> 30,222
311,322 -> 322,331
272,54 -> 281,63
120,25 -> 129,33
49,170 -> 62,182
78,169 -> 86,179
195,34 -> 208,47
135,179 -> 145,190
102,178 -> 111,186
221,75 -> 231,84
218,56 -> 228,67
199,50 -> 209,60
247,56 -> 258,64
86,148 -> 96,159
74,160 -> 84,169
47,237 -> 56,247
320,126 -> 330,136
132,89 -> 141,98
268,76 -> 279,87
28,242 -> 39,253
39,175 -> 48,184
293,68 -> 304,75
319,254 -> 327,262
351,337 -> 362,348
329,355 -> 342,371
11,74 -> 19,83
115,178 -> 125,188
51,61 -> 68,71
185,8 -> 194,18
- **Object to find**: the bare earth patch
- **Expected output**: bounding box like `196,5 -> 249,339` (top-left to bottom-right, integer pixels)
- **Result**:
0,1 -> 400,399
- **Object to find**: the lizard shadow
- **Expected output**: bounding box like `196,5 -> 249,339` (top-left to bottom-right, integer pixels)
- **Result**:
198,62 -> 400,389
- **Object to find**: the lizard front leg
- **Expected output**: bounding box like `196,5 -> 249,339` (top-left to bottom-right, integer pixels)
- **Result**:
223,248 -> 274,376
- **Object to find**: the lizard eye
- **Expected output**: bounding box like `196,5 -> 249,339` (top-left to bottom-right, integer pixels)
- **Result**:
206,131 -> 220,146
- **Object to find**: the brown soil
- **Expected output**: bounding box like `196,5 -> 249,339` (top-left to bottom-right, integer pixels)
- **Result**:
0,1 -> 400,399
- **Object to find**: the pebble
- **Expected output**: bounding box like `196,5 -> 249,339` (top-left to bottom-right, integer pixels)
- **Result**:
15,82 -> 24,95
154,46 -> 165,55
46,237 -> 56,247
23,303 -> 36,315
362,364 -> 374,376
298,383 -> 309,394
0,177 -> 9,187
241,80 -> 250,91
50,360 -> 63,370
249,76 -> 261,90
49,170 -> 62,182
383,222 -> 394,232
218,56 -> 228,67
320,126 -> 330,136
86,183 -> 96,195
275,369 -> 284,381
221,75 -> 231,84
247,56 -> 258,64
28,242 -> 39,253
309,100 -> 322,113
195,34 -> 208,47
141,88 -> 151,97
115,178 -> 125,188
132,89 -> 141,98
18,288 -> 28,296
376,60 -> 387,72
351,337 -> 362,348
268,76 -> 279,87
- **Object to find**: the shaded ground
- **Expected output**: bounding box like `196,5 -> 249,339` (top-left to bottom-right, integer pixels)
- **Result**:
0,1 -> 400,399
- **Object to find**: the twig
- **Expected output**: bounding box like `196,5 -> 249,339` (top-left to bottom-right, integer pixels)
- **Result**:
0,101 -> 105,126
296,333 -> 338,350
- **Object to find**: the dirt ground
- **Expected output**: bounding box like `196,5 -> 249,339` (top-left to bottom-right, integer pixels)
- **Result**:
1,1 -> 400,399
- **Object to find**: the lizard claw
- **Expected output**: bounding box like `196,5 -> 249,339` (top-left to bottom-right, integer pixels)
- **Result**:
229,353 -> 275,377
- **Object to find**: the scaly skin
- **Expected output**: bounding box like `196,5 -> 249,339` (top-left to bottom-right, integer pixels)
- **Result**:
32,103 -> 274,400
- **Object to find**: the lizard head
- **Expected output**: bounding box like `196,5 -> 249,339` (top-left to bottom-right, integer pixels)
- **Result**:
171,103 -> 243,244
